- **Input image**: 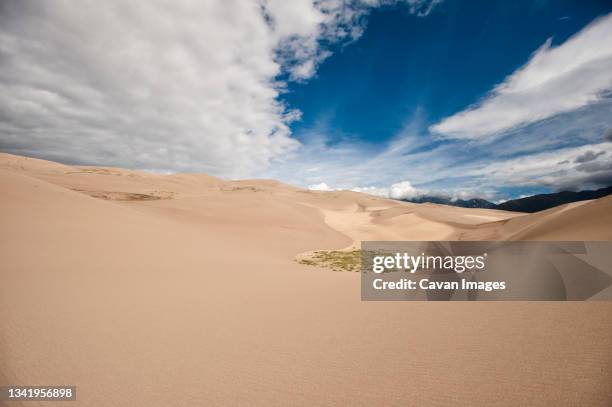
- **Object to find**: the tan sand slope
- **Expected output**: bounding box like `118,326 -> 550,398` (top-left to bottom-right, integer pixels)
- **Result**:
1,152 -> 611,406
502,196 -> 612,240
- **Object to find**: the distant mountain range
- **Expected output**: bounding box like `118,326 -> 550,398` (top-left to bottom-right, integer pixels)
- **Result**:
403,196 -> 497,209
402,186 -> 612,213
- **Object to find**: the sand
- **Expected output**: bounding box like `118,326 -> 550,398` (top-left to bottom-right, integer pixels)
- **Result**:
1,152 -> 611,406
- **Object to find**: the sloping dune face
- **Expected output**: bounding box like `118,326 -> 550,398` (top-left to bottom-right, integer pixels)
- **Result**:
456,197 -> 612,241
503,197 -> 612,240
1,153 -> 611,407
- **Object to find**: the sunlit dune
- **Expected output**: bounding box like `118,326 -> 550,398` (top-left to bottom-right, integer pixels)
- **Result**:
1,152 -> 611,407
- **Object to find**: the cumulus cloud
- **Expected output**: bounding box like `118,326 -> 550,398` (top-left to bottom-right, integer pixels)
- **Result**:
350,180 -> 426,200
388,180 -> 420,199
348,181 -> 495,202
430,12 -> 612,138
0,0 -> 440,176
309,179 -> 428,199
0,1 -> 295,176
308,179 -> 423,199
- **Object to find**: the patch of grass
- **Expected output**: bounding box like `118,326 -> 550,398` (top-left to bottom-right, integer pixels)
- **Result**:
297,249 -> 395,273
298,250 -> 362,272
221,186 -> 261,192
72,189 -> 174,201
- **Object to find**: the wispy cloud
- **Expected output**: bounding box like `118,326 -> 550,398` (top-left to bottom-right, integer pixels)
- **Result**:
270,0 -> 442,81
468,142 -> 612,191
283,106 -> 612,200
275,12 -> 612,200
430,12 -> 612,139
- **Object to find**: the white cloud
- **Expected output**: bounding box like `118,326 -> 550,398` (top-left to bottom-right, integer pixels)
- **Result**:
310,180 -> 423,198
271,103 -> 612,200
430,12 -> 612,138
0,1 -> 294,177
0,0 -> 441,176
388,180 -> 420,199
468,142 -> 612,190
308,182 -> 333,191
350,186 -> 389,196
350,182 -> 495,201
269,0 -> 441,80
350,181 -> 425,200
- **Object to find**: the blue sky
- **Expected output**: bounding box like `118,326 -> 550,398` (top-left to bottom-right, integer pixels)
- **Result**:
286,0 -> 608,144
272,0 -> 612,200
1,0 -> 612,201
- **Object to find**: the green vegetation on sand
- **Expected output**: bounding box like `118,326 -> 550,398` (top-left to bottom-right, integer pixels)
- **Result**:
297,250 -> 361,272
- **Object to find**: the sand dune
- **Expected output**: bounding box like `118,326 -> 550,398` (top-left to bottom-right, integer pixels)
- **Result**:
501,197 -> 612,240
1,153 -> 611,406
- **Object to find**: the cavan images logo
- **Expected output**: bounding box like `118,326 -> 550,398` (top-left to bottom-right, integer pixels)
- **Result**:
361,241 -> 612,301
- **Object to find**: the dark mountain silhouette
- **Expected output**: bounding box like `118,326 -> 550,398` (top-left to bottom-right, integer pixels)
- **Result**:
402,186 -> 612,213
404,196 -> 497,209
496,186 -> 612,213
